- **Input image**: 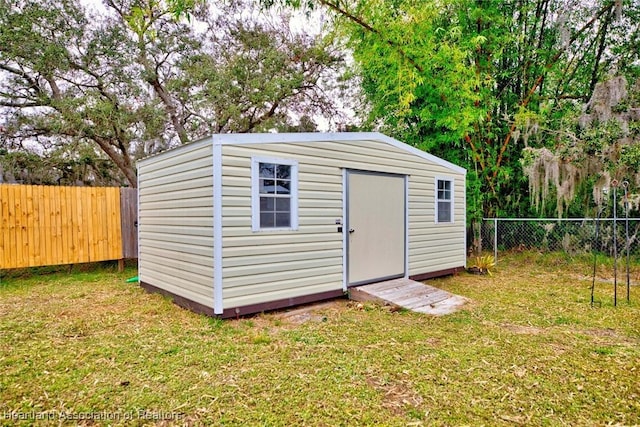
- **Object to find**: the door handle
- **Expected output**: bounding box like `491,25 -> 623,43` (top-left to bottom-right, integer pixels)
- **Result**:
349,228 -> 355,234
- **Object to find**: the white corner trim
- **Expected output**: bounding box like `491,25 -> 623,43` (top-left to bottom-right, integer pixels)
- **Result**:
463,177 -> 467,268
342,168 -> 348,292
250,156 -> 299,232
404,175 -> 409,279
136,170 -> 141,282
213,140 -> 223,315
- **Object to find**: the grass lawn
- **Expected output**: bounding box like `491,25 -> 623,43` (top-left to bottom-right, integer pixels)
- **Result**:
1,253 -> 640,426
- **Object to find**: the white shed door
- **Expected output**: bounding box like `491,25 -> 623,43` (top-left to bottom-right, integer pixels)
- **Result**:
347,171 -> 406,285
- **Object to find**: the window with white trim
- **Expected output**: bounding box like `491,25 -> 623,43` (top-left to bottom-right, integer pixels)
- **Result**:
436,178 -> 453,223
251,158 -> 298,231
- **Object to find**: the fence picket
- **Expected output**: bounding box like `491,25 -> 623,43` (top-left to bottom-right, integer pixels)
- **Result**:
35,187 -> 44,266
60,186 -> 70,265
42,186 -> 52,265
25,186 -> 34,266
15,186 -> 25,267
51,186 -> 62,266
0,185 -> 7,267
0,185 -> 133,269
68,186 -> 79,264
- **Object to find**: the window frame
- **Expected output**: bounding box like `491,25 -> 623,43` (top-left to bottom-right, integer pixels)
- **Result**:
251,156 -> 299,232
434,176 -> 454,224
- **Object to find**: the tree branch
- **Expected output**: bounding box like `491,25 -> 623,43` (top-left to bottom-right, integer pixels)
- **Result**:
44,76 -> 62,101
318,0 -> 424,73
0,64 -> 39,88
0,99 -> 40,108
589,6 -> 613,95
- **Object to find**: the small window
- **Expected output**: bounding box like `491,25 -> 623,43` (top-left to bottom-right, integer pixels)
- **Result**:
436,178 -> 453,223
252,158 -> 298,231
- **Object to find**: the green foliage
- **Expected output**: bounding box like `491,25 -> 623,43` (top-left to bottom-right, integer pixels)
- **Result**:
309,0 -> 640,220
348,0 -> 486,145
469,254 -> 495,275
0,143 -> 121,186
167,0 -> 199,17
0,0 -> 346,186
621,143 -> 640,170
579,119 -> 624,158
465,169 -> 483,224
524,75 -> 640,217
174,5 -> 344,134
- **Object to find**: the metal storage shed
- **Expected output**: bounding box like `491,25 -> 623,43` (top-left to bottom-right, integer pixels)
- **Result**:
137,132 -> 466,318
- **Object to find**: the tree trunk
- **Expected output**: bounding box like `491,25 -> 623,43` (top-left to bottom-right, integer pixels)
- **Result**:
92,137 -> 137,188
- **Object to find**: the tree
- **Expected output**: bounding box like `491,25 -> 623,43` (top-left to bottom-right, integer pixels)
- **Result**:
0,143 -> 121,186
320,0 -> 640,218
172,1 -> 345,134
0,0 -> 346,187
1,0 -> 177,186
523,76 -> 640,217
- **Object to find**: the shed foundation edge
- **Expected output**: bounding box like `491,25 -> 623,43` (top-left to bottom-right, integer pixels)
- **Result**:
140,281 -> 215,317
409,266 -> 465,281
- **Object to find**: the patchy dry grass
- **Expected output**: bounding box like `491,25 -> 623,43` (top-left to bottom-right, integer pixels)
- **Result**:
1,253 -> 639,426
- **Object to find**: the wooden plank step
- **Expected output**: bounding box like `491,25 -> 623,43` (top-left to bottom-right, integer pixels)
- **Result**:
372,282 -> 428,299
349,278 -> 468,316
398,290 -> 452,309
357,278 -> 408,292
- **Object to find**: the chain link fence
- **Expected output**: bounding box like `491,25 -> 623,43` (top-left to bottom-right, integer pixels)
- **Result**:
480,218 -> 640,262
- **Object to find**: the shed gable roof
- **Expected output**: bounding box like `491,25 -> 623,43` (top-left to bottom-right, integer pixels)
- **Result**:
212,132 -> 466,175
140,132 -> 466,175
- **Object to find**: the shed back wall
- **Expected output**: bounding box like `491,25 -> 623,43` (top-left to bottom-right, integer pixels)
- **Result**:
138,141 -> 215,308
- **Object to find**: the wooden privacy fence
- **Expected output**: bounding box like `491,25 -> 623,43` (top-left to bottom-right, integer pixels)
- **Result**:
0,185 -> 137,269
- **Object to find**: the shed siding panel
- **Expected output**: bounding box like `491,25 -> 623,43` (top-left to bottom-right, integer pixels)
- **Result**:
137,139 -> 210,173
138,142 -> 214,308
140,225 -> 213,237
221,144 -> 344,309
141,187 -> 212,203
407,173 -> 465,273
141,234 -> 212,249
224,240 -> 338,257
225,282 -> 343,308
139,176 -> 213,196
141,255 -> 213,290
220,138 -> 465,310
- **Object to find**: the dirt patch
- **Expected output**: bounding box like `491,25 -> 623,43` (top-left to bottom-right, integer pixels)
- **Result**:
547,343 -> 568,355
281,311 -> 328,325
574,274 -> 640,286
574,327 -> 640,348
501,323 -> 546,335
276,300 -> 345,325
366,376 -> 424,417
580,327 -> 639,343
582,327 -> 621,338
274,300 -> 348,325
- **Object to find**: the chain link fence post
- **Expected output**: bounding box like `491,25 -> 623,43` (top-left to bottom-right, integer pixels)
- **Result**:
494,218 -> 498,263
